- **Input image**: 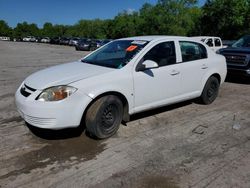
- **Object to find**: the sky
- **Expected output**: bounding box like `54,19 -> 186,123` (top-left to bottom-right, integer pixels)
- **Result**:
0,0 -> 206,28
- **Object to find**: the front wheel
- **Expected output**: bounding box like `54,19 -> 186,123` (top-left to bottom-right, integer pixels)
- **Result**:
200,76 -> 220,104
85,95 -> 123,139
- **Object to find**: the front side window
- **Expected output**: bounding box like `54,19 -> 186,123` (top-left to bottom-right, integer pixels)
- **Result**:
142,41 -> 176,67
180,41 -> 207,62
82,40 -> 148,69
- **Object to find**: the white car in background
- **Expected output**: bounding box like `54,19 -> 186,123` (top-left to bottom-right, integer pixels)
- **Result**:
23,36 -> 37,42
192,36 -> 225,51
41,37 -> 50,43
0,36 -> 10,41
15,36 -> 227,139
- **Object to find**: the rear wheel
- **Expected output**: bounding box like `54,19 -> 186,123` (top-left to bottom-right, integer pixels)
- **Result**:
85,95 -> 123,139
200,76 -> 220,104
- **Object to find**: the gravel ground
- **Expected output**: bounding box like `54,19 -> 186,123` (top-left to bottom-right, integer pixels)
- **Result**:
0,41 -> 250,188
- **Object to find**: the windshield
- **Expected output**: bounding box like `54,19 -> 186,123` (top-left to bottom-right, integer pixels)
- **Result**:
82,40 -> 149,69
232,35 -> 250,48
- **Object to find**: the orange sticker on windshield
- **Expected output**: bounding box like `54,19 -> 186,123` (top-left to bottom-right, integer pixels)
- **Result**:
126,45 -> 138,52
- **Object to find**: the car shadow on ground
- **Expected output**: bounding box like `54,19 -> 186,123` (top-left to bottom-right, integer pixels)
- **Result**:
26,100 -> 193,140
26,123 -> 85,140
225,75 -> 250,84
129,100 -> 192,122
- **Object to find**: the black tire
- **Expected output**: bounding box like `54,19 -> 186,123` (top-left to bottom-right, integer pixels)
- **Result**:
200,76 -> 220,104
85,95 -> 123,139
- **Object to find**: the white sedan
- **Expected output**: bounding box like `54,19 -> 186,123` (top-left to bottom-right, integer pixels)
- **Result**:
15,36 -> 227,139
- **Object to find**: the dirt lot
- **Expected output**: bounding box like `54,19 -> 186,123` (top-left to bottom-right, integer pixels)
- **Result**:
0,41 -> 250,188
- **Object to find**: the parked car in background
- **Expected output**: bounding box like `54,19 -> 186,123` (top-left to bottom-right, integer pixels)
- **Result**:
218,35 -> 250,77
99,39 -> 112,47
94,39 -> 102,48
69,37 -> 80,46
75,39 -> 97,51
23,36 -> 36,42
222,40 -> 237,47
13,37 -> 23,42
16,36 -> 227,139
41,37 -> 50,43
50,37 -> 61,45
59,37 -> 70,45
0,36 -> 10,41
192,36 -> 224,52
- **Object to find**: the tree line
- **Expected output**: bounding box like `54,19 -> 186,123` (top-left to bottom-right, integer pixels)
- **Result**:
0,0 -> 250,40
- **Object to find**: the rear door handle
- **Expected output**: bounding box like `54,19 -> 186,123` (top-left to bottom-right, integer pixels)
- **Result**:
170,70 -> 180,75
202,64 -> 208,69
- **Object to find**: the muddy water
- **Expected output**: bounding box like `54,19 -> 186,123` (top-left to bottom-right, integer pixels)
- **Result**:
1,135 -> 106,179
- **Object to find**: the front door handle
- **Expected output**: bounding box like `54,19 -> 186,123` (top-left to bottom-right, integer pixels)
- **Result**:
170,70 -> 180,76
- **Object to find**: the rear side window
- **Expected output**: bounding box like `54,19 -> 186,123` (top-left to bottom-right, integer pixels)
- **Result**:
215,38 -> 221,46
142,41 -> 176,67
179,41 -> 207,62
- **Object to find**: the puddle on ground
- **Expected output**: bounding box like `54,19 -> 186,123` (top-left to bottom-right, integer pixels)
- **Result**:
1,135 -> 106,179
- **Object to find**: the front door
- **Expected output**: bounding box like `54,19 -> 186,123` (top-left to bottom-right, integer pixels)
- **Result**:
133,41 -> 181,112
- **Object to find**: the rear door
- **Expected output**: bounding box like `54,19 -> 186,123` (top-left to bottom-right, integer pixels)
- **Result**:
178,41 -> 209,96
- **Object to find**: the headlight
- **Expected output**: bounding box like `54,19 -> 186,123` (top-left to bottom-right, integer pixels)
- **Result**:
37,86 -> 77,102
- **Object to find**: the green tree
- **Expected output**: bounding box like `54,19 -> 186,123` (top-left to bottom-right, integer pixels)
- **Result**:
0,20 -> 12,36
13,22 -> 40,38
200,0 -> 249,39
109,12 -> 139,38
41,22 -> 54,37
137,0 -> 200,36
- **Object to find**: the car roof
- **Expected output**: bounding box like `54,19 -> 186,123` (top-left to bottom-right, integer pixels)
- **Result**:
118,35 -> 197,42
192,36 -> 220,39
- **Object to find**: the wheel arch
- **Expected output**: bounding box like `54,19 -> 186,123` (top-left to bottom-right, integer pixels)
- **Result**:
210,73 -> 221,84
201,71 -> 222,92
81,91 -> 130,126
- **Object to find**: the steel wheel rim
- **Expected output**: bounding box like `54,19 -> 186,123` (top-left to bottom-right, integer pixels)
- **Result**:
101,104 -> 118,132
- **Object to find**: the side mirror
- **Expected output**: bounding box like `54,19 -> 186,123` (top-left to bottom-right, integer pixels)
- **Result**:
137,60 -> 159,71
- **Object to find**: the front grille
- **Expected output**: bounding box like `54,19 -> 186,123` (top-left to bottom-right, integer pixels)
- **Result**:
20,84 -> 36,97
224,54 -> 248,66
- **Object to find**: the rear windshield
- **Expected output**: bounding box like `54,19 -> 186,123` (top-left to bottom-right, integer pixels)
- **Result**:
82,40 -> 149,69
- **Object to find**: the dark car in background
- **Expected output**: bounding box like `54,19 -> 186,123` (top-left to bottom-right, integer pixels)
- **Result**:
99,39 -> 112,47
218,35 -> 250,77
222,40 -> 237,48
75,39 -> 98,51
50,37 -> 61,45
59,37 -> 70,45
69,37 -> 80,46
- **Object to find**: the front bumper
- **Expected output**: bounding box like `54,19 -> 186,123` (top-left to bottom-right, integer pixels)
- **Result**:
15,84 -> 92,129
227,67 -> 250,77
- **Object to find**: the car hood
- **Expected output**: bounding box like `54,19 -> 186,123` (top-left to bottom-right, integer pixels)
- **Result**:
24,61 -> 113,90
220,47 -> 250,54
